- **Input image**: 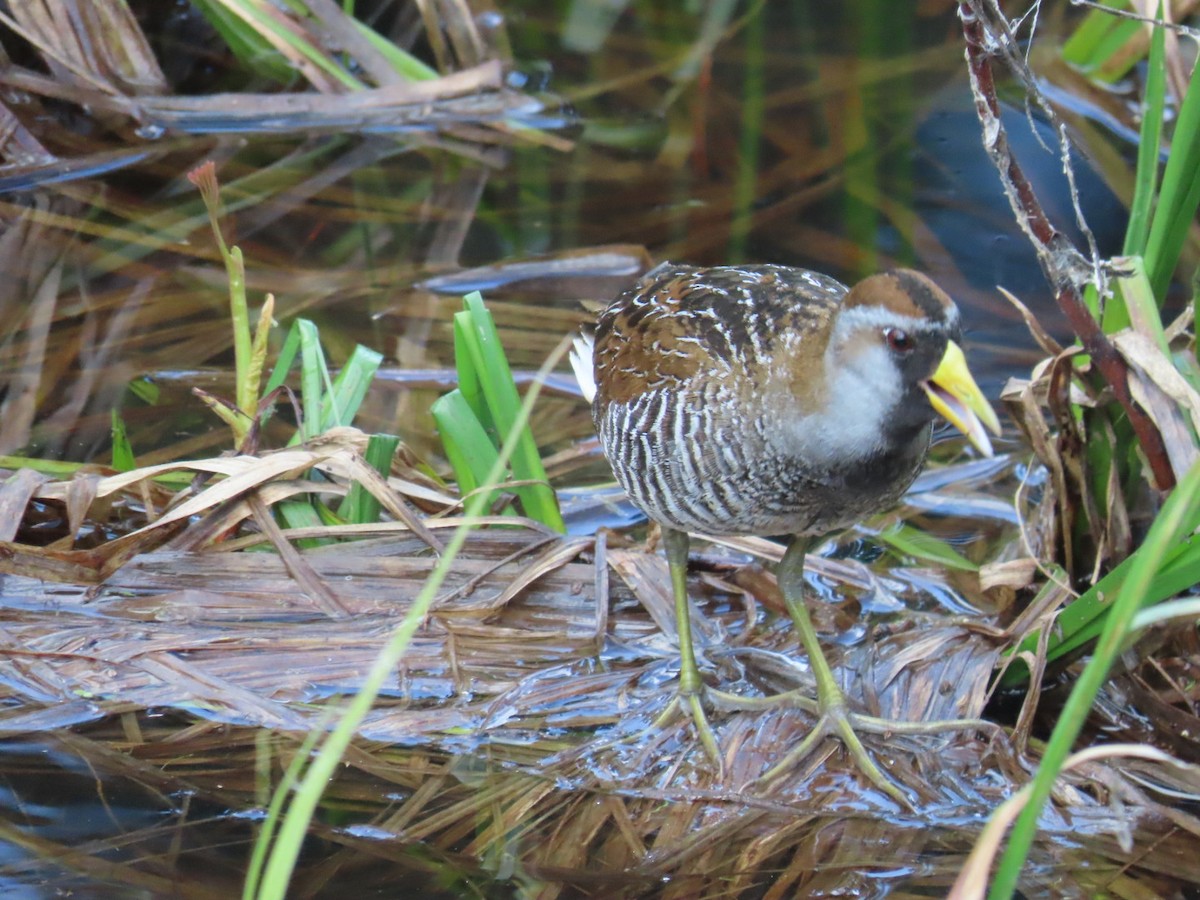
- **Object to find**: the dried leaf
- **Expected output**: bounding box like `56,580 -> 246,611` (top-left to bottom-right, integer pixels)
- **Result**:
1113,329 -> 1200,479
998,285 -> 1065,357
0,469 -> 46,542
979,557 -> 1039,593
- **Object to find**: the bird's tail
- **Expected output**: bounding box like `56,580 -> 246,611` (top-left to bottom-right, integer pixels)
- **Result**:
568,332 -> 597,404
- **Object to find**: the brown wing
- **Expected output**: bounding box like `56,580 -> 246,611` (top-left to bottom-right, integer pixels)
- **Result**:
593,263 -> 845,407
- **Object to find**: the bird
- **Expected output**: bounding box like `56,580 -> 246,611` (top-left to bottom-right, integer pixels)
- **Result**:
571,261 -> 1000,799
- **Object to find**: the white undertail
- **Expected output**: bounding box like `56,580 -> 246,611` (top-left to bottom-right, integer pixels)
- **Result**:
569,333 -> 597,403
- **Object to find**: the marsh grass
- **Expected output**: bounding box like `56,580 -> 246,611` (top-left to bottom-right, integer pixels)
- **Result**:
959,2 -> 1200,895
431,292 -> 565,531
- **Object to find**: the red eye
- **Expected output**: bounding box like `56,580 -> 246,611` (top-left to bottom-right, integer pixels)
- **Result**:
884,328 -> 914,353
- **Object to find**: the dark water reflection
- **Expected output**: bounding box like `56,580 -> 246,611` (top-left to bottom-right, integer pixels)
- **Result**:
0,2 -> 1130,461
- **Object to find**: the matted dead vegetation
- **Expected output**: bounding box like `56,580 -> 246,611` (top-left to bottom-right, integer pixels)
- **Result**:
2,428 -> 1198,897
0,0 -> 565,192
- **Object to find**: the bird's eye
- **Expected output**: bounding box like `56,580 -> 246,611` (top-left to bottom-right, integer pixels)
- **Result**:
884,328 -> 914,353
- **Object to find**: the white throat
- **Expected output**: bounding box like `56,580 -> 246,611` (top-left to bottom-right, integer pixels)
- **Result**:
770,315 -> 907,469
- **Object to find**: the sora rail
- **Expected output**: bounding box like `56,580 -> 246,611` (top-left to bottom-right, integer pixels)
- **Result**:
573,262 -> 1000,799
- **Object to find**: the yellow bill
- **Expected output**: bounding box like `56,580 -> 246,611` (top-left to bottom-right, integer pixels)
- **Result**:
922,340 -> 1002,457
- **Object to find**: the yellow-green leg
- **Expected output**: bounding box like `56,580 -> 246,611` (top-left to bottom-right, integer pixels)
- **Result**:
660,527 -> 722,766
770,536 -> 907,805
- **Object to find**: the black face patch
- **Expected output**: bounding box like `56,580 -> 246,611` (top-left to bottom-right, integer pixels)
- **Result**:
882,328 -> 951,443
894,330 -> 949,383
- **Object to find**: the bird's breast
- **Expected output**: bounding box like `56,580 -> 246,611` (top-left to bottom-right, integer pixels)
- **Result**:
596,388 -> 929,536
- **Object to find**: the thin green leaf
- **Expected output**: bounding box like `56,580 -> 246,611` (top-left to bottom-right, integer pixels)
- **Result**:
242,724 -> 329,900
246,296 -> 276,413
1086,18 -> 1142,81
274,498 -> 330,549
430,389 -> 497,497
1048,535 -> 1200,660
1146,39 -> 1200,299
1120,4 -> 1166,261
0,457 -> 82,478
293,320 -> 327,442
452,309 -> 490,430
262,318 -> 332,442
877,522 -> 979,572
198,0 -> 365,90
1113,256 -> 1169,353
229,245 -> 253,438
1002,531 -> 1200,687
1132,596 -> 1200,629
126,378 -> 160,405
192,0 -> 299,83
320,345 -> 382,430
1061,0 -> 1129,70
352,19 -> 438,80
338,433 -> 401,524
1081,280 -> 1102,321
110,410 -> 136,472
460,292 -> 565,532
195,389 -> 250,435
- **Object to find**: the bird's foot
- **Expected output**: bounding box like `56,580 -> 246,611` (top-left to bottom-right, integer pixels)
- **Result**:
709,684 -> 994,806
765,691 -> 906,805
652,681 -> 723,772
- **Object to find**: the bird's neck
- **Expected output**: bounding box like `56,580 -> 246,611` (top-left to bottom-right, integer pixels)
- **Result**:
769,338 -> 902,467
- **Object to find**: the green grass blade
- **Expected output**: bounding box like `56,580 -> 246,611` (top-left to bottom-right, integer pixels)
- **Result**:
127,378 -> 160,405
110,410 -> 135,472
241,722 -> 329,900
190,162 -> 255,445
192,0 -> 300,83
430,389 -> 499,497
196,0 -> 365,90
1145,40 -> 1200,299
459,292 -> 564,532
1086,19 -> 1143,81
320,345 -> 382,430
228,247 -> 252,429
266,321 -> 336,444
295,321 -> 328,442
273,498 -> 330,549
876,522 -> 979,572
265,319 -> 331,443
453,309 -> 491,429
0,457 -> 83,478
1120,5 -> 1166,261
264,321 -> 302,396
1048,536 -> 1200,660
352,20 -> 439,80
1061,0 -> 1129,70
247,297 -> 275,412
1002,529 -> 1200,686
338,433 -> 400,524
1132,595 -> 1200,629
989,459 -> 1200,899
1081,281 -> 1102,320
1113,256 -> 1169,352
